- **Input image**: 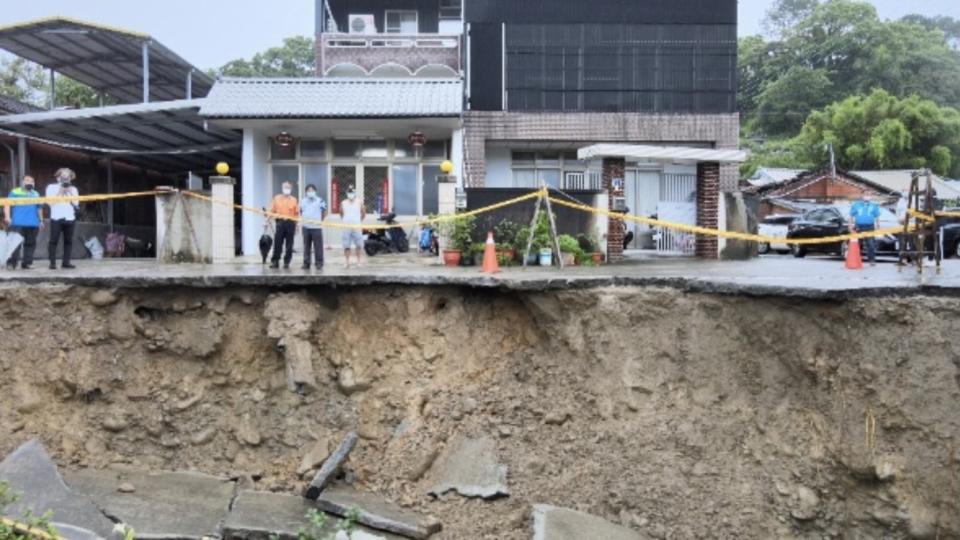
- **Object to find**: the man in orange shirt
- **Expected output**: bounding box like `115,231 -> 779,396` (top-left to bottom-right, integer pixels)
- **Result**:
268,181 -> 299,269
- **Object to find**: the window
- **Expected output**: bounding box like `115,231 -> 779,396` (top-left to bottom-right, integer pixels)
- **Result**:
422,165 -> 441,215
439,0 -> 462,20
272,165 -> 299,197
360,140 -> 388,159
511,150 -> 587,189
385,10 -> 418,34
270,138 -> 296,160
333,140 -> 361,158
423,140 -> 447,159
303,164 -> 328,205
300,140 -> 326,159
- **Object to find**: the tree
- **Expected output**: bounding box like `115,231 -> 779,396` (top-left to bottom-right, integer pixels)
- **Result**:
901,14 -> 960,49
54,76 -> 110,108
754,66 -> 832,136
763,0 -> 819,37
0,56 -> 45,105
216,36 -> 315,77
795,89 -> 960,177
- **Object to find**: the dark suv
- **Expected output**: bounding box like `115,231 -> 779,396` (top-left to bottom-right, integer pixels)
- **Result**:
786,205 -> 898,258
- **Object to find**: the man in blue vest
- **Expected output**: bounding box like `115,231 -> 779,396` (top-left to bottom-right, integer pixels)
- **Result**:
3,176 -> 44,270
849,196 -> 881,266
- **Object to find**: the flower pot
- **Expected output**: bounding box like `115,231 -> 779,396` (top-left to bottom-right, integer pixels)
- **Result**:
442,250 -> 461,267
538,248 -> 553,266
560,252 -> 575,266
592,251 -> 603,264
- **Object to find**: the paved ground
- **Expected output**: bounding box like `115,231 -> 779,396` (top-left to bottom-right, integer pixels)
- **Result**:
1,251 -> 958,298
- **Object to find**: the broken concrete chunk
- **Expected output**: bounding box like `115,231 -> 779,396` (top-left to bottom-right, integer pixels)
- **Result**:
64,467 -> 235,539
316,485 -> 441,540
337,366 -> 371,395
790,485 -> 820,522
0,439 -> 115,538
88,290 -> 118,307
428,436 -> 509,499
223,491 -> 398,540
531,504 -> 647,540
282,336 -> 318,393
305,432 -> 358,500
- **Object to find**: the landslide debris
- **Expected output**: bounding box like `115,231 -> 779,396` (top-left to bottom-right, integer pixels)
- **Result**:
1,284 -> 958,539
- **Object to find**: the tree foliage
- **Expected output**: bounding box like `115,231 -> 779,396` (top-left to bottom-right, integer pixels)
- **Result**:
742,0 -> 960,138
795,89 -> 960,177
0,57 -> 45,105
216,36 -> 315,78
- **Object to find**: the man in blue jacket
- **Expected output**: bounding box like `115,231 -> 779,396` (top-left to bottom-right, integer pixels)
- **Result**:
3,176 -> 44,270
849,196 -> 881,266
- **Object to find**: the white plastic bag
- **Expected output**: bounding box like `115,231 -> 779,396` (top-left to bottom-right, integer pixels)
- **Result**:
84,236 -> 104,260
0,230 -> 24,265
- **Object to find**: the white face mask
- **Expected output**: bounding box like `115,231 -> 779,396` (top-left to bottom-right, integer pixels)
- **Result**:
347,192 -> 356,201
306,191 -> 316,199
282,187 -> 292,196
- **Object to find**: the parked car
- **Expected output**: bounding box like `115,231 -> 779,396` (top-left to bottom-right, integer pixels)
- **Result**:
758,214 -> 799,254
787,204 -> 899,258
936,209 -> 960,258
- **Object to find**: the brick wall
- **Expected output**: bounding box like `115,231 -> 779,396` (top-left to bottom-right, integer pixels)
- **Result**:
462,111 -> 741,191
602,158 -> 626,262
696,162 -> 720,259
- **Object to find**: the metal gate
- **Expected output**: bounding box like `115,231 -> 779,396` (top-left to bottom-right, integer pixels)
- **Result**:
656,174 -> 697,255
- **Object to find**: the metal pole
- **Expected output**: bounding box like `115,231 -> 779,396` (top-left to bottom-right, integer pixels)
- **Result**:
107,158 -> 114,231
142,40 -> 150,103
17,137 -> 26,180
49,69 -> 56,110
98,93 -> 104,107
186,69 -> 193,100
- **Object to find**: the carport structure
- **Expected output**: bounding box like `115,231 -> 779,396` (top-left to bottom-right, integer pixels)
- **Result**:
0,17 -> 211,106
0,17 -> 241,229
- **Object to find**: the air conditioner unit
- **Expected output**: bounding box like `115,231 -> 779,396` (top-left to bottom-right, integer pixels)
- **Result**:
348,14 -> 377,34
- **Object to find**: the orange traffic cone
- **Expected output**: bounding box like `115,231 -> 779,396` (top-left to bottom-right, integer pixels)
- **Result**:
844,238 -> 863,270
480,231 -> 500,274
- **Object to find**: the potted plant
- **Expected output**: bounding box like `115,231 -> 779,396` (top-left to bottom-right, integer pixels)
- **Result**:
494,219 -> 521,261
558,234 -> 583,266
440,214 -> 475,267
471,242 -> 487,266
577,233 -> 603,264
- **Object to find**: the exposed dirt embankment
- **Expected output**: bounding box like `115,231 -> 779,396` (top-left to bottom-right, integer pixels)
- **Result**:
1,284 -> 959,539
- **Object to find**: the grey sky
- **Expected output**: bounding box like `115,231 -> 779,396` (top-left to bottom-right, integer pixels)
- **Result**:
1,1 -> 958,70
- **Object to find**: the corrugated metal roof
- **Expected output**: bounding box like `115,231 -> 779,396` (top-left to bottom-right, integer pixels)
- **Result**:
0,94 -> 43,115
200,78 -> 464,119
852,170 -> 960,199
747,167 -> 805,187
0,17 -> 212,104
0,99 -> 240,173
578,143 -> 746,164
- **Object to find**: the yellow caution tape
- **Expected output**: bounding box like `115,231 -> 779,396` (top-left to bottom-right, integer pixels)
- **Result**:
181,189 -> 547,231
548,196 -> 911,246
0,517 -> 61,540
0,190 -> 164,207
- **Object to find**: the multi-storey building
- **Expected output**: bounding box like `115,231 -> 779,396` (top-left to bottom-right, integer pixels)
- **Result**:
203,0 -> 740,258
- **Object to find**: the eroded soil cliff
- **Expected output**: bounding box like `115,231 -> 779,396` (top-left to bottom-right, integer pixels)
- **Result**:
1,284 -> 958,539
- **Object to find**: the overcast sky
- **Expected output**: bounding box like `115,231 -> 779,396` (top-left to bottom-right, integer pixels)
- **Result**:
1,1 -> 958,70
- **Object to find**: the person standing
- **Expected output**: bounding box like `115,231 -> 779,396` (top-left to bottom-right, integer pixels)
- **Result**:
268,181 -> 299,269
46,168 -> 79,270
340,187 -> 366,268
3,176 -> 44,270
849,196 -> 881,266
300,184 -> 327,270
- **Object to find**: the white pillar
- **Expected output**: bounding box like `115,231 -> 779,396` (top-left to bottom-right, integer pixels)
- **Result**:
241,128 -> 268,257
210,176 -> 236,263
450,127 -> 464,188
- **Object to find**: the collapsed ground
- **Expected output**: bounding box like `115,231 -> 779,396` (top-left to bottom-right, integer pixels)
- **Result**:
1,283 -> 958,539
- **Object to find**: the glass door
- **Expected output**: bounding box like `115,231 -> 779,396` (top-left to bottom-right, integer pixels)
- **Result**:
363,166 -> 390,215
331,166 -> 356,215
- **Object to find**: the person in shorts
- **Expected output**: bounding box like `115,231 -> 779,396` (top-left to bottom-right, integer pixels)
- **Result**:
340,187 -> 365,267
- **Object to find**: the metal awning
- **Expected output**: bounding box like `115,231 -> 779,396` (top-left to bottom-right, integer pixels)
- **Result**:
0,99 -> 240,173
0,17 -> 212,104
578,144 -> 747,165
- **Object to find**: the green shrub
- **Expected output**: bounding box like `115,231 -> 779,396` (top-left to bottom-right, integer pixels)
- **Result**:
0,481 -> 60,540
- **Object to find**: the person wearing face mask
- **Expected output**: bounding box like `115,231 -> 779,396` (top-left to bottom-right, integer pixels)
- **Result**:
340,186 -> 366,267
268,181 -> 299,269
299,184 -> 327,270
46,168 -> 79,270
3,175 -> 44,270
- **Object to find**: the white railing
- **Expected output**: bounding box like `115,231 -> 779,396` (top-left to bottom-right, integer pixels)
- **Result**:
323,33 -> 460,49
561,170 -> 602,191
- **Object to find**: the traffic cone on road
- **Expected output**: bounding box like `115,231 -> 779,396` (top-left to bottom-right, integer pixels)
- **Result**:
480,232 -> 500,274
844,238 -> 863,270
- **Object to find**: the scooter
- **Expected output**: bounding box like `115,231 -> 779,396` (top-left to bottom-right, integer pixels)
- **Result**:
364,213 -> 410,256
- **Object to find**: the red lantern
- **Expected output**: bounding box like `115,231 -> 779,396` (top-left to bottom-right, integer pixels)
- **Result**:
407,131 -> 426,151
275,131 -> 295,147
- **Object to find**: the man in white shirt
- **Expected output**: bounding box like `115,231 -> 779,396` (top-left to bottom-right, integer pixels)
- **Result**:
46,168 -> 80,269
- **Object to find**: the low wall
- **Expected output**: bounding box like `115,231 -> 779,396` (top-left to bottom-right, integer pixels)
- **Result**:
31,223 -> 155,260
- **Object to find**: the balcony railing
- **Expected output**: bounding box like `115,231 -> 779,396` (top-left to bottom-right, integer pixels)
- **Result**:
319,33 -> 461,78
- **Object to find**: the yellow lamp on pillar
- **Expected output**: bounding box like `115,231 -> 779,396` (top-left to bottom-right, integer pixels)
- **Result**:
215,162 -> 230,176
440,160 -> 454,174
